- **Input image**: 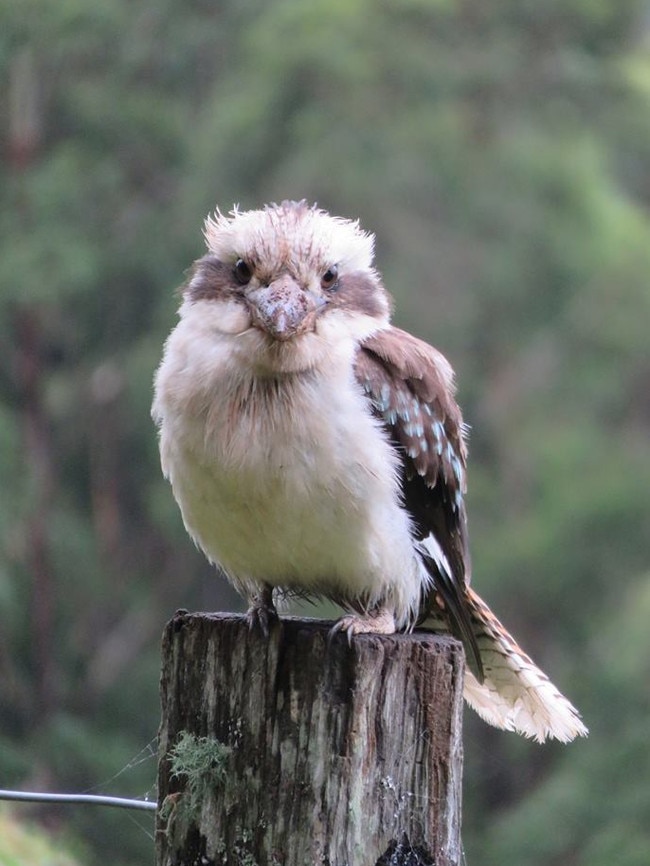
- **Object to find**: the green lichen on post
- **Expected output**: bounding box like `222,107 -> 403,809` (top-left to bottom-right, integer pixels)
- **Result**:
161,730 -> 232,840
213,826 -> 264,866
170,731 -> 231,815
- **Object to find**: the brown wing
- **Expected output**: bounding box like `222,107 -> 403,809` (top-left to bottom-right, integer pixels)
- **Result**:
355,326 -> 483,679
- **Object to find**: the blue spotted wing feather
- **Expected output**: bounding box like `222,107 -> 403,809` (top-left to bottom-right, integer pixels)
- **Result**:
355,327 -> 483,679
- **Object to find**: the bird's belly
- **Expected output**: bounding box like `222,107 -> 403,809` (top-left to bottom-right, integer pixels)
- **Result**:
172,449 -> 406,596
157,366 -> 425,622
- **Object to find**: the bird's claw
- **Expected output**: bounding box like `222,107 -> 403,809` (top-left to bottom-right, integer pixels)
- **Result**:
327,618 -> 356,647
328,610 -> 397,646
246,598 -> 279,637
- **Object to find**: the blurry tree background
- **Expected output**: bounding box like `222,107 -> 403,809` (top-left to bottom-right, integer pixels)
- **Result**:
1,1 -> 649,864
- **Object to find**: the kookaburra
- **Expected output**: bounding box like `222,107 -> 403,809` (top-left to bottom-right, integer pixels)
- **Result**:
152,200 -> 587,743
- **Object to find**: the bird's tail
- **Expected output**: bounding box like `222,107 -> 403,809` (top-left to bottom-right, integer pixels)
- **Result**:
423,587 -> 588,743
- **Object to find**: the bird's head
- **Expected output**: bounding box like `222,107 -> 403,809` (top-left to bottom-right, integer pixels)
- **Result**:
180,200 -> 391,373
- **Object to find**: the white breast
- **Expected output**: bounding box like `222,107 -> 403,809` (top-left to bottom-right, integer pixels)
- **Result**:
153,304 -> 426,626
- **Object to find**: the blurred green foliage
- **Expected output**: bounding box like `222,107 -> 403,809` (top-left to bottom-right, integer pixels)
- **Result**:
1,0 -> 648,863
0,807 -> 85,866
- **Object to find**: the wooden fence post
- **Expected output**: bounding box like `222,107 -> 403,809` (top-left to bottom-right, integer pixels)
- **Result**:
156,611 -> 465,866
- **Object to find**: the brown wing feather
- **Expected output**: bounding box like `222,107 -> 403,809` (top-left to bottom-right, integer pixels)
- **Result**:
355,326 -> 483,679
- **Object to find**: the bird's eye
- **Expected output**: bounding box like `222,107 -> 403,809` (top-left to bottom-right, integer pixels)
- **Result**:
234,259 -> 252,285
321,265 -> 339,290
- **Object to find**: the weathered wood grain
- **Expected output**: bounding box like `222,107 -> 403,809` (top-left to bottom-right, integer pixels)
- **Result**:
156,612 -> 464,866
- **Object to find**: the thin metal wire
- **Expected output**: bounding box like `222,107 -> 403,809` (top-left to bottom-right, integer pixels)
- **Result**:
0,790 -> 157,812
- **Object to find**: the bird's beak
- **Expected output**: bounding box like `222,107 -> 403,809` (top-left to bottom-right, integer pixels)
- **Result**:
246,276 -> 322,342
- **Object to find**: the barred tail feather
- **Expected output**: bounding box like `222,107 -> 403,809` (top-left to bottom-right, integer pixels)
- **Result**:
462,588 -> 588,743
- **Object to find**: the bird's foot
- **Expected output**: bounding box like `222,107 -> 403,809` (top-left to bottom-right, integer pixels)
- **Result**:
329,609 -> 396,644
246,586 -> 279,637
